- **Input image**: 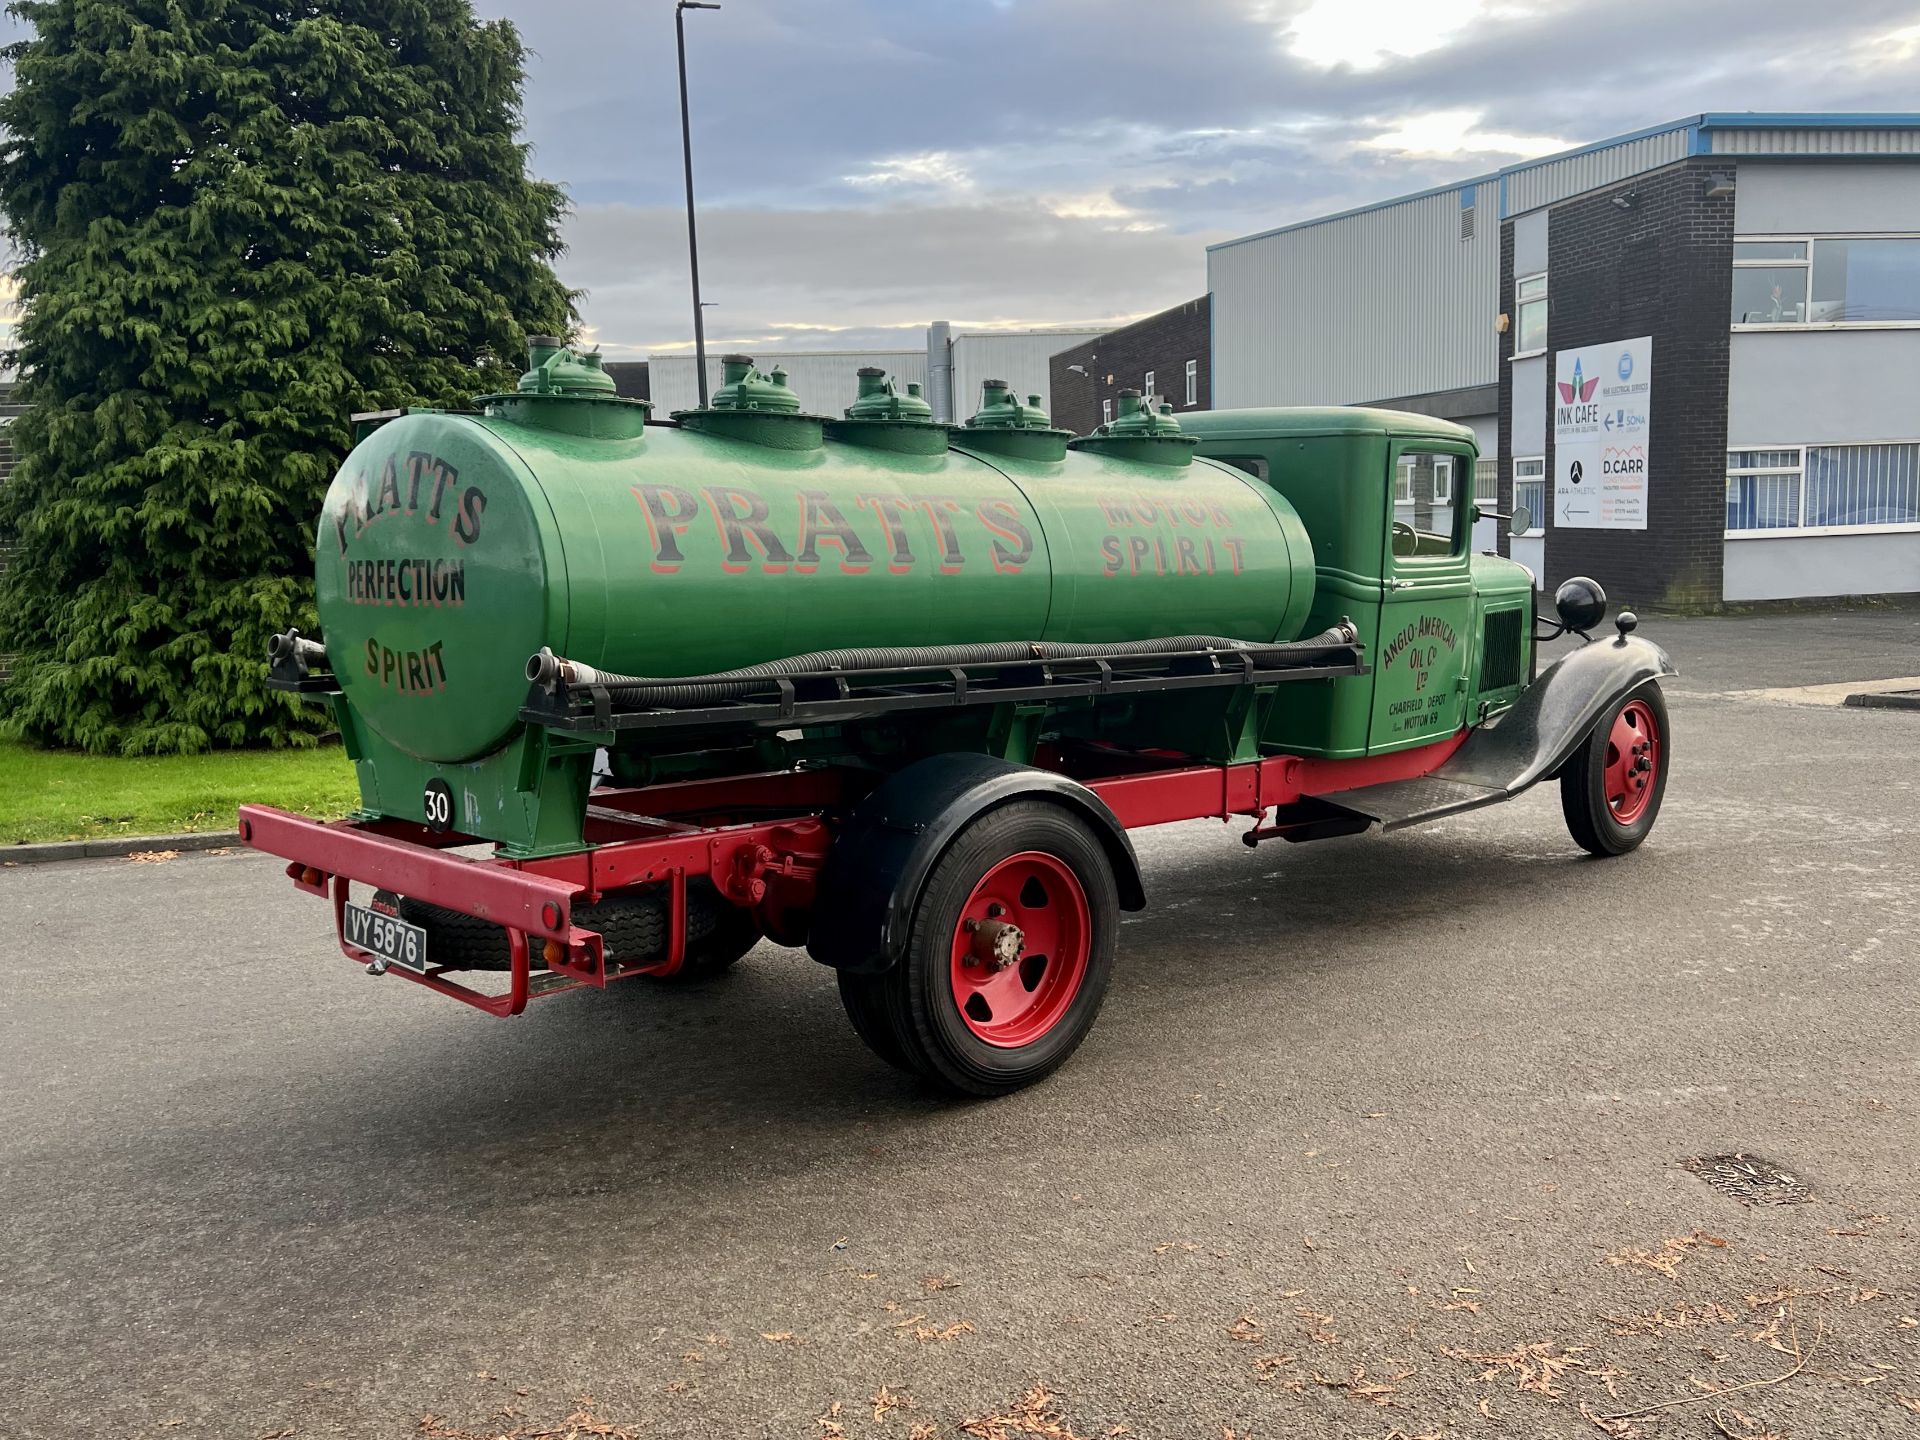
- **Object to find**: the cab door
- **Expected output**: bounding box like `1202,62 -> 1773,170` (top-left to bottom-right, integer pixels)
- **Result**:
1368,440 -> 1477,752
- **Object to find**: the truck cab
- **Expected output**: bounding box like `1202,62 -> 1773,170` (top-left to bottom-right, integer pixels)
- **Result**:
1183,407 -> 1536,760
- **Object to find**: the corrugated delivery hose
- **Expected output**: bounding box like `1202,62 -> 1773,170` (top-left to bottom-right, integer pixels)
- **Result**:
527,622 -> 1359,710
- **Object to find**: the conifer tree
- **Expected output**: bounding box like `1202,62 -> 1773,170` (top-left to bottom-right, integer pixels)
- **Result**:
0,0 -> 573,752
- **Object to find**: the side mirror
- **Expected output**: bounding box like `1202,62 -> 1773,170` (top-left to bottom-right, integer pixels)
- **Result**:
1507,504 -> 1532,536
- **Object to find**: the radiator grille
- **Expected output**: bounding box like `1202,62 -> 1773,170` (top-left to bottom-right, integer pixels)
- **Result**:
1480,608 -> 1523,692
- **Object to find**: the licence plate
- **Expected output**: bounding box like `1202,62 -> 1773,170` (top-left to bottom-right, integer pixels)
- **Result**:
343,902 -> 428,974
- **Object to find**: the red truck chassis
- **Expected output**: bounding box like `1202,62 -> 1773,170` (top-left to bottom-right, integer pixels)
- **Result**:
239,732 -> 1466,1016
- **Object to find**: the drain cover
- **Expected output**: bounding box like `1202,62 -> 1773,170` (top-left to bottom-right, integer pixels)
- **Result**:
1686,1153 -> 1812,1206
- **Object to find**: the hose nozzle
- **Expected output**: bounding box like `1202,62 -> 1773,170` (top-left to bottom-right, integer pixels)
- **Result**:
527,648 -> 605,692
268,628 -> 328,678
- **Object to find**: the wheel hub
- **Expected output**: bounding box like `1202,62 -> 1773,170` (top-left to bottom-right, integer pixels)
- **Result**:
965,917 -> 1026,970
947,851 -> 1092,1049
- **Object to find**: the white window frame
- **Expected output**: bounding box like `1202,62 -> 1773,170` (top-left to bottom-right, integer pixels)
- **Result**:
1731,234 -> 1920,332
1512,456 -> 1546,535
1143,370 -> 1155,399
1512,272 -> 1548,359
1393,456 -> 1415,504
1101,398 -> 1113,426
1724,441 -> 1920,536
1184,359 -> 1198,406
1432,456 -> 1454,506
1472,457 -> 1500,503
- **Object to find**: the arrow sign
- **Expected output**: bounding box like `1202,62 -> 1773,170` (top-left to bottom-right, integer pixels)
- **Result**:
1563,501 -> 1590,522
1603,412 -> 1614,431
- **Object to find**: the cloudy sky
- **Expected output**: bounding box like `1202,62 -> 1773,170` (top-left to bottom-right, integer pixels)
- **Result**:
8,0 -> 1920,356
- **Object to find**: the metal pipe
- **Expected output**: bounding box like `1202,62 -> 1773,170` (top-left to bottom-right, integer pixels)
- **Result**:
675,2 -> 721,408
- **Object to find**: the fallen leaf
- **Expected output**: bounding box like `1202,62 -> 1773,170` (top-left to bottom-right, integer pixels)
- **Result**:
960,1385 -> 1090,1440
1442,1340 -> 1593,1399
1313,1364 -> 1405,1408
873,1386 -> 913,1421
1227,1314 -> 1265,1343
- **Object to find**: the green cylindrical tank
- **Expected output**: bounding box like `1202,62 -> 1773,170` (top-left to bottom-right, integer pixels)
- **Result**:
316,346 -> 1316,765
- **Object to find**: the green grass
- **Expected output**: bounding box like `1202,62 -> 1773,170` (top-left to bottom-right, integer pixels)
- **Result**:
0,737 -> 360,845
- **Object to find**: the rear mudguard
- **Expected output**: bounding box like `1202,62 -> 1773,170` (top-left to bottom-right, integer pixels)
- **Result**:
807,752 -> 1146,975
1318,632 -> 1677,829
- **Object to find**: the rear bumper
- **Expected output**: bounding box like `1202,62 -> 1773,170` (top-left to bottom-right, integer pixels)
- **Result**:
237,804 -> 599,1016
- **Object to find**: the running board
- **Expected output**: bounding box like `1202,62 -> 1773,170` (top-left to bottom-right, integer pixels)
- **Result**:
1312,774 -> 1512,831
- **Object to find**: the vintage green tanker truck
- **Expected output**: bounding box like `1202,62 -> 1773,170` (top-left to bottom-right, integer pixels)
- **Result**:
244,337 -> 1674,1095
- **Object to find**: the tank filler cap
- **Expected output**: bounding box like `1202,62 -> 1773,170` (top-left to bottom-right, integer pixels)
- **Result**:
967,378 -> 1056,430
514,335 -> 620,397
1099,388 -> 1189,438
845,367 -> 936,423
708,354 -> 804,413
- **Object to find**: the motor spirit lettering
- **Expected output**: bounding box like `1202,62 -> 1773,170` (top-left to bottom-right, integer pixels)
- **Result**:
1095,492 -> 1245,579
628,484 -> 1034,576
334,452 -> 488,554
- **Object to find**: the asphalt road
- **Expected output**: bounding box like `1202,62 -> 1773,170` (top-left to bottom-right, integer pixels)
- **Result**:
3,606 -> 1917,1440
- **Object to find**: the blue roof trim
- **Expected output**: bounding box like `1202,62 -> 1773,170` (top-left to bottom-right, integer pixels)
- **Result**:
1699,111 -> 1920,128
1213,113 -> 1920,251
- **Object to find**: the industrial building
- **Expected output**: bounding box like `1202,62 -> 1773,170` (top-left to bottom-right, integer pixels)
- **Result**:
1048,296 -> 1211,437
1209,113 -> 1920,607
646,322 -> 1105,423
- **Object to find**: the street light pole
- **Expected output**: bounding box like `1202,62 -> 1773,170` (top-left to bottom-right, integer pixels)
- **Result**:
675,0 -> 721,407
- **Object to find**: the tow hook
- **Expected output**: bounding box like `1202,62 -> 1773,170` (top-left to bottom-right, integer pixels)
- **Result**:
364,955 -> 389,977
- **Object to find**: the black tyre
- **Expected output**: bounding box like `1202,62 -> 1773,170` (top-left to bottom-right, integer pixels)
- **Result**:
1560,681 -> 1669,857
836,969 -> 916,1072
842,801 -> 1119,1097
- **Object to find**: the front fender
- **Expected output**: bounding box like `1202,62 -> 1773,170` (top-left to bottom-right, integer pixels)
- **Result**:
806,752 -> 1146,975
1448,631 -> 1677,796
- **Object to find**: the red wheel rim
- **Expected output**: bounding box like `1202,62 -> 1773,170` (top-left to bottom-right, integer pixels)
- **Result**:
948,851 -> 1092,1049
1603,698 -> 1661,824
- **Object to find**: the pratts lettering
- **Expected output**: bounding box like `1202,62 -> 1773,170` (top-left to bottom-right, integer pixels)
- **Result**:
912,496 -> 965,575
702,485 -> 795,574
856,494 -> 918,573
333,453 -> 486,553
795,490 -> 873,574
632,483 -> 701,572
344,558 -> 467,607
624,483 -> 1045,578
976,499 -> 1033,573
364,637 -> 448,694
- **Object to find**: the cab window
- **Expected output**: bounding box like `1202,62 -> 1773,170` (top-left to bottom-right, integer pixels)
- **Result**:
1390,448 -> 1468,563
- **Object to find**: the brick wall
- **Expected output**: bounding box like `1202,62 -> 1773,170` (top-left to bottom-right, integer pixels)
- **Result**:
1048,296 -> 1210,437
1539,159 -> 1735,610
